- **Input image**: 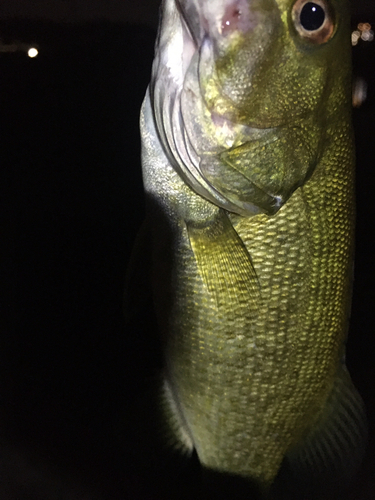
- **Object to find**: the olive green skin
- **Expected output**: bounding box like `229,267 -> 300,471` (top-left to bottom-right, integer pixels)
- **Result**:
140,0 -> 361,490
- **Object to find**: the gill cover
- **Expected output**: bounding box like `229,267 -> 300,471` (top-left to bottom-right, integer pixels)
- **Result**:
150,0 -> 342,215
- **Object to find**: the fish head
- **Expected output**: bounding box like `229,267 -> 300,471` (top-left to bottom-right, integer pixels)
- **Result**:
150,0 -> 352,216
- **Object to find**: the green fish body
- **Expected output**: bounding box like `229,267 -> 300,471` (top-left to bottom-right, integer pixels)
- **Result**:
138,0 -> 366,494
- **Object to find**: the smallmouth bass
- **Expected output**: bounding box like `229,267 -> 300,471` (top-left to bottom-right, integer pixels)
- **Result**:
135,0 -> 367,496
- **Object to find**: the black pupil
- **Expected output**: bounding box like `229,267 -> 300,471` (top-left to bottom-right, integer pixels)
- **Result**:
300,2 -> 325,31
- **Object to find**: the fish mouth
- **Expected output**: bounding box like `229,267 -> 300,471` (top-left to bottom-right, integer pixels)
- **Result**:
151,0 -> 312,216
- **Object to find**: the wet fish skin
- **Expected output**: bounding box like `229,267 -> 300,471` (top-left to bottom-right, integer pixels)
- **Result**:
137,0 -> 367,494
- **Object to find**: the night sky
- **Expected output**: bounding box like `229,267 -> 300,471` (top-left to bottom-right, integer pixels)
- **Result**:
0,0 -> 159,26
1,2 -> 374,499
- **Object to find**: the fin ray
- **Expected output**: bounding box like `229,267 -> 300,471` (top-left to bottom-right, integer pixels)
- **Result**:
186,208 -> 261,316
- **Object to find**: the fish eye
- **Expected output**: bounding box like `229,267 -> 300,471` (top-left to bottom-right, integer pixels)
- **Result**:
292,0 -> 335,44
300,3 -> 325,30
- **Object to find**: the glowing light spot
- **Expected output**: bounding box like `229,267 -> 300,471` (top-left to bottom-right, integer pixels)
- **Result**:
352,22 -> 374,45
28,47 -> 38,58
361,30 -> 374,42
351,30 -> 360,46
358,22 -> 371,32
352,77 -> 368,108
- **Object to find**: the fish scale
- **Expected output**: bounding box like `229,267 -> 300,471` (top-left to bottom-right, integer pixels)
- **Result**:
164,196 -> 314,483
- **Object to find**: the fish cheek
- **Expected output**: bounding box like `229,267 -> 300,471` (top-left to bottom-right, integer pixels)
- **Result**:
214,12 -> 331,126
208,4 -> 282,113
238,40 -> 329,127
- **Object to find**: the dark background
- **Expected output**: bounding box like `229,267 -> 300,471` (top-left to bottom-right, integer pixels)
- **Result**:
1,1 -> 374,498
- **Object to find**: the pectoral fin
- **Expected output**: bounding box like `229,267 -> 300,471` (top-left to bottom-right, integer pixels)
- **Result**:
186,208 -> 261,315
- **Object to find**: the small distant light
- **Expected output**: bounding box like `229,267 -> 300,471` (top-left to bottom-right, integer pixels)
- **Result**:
361,30 -> 374,42
352,77 -> 368,108
358,22 -> 371,32
28,47 -> 38,58
351,30 -> 361,46
353,22 -> 374,45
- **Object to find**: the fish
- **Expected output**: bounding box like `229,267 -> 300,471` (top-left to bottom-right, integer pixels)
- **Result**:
134,0 -> 367,496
